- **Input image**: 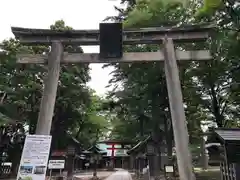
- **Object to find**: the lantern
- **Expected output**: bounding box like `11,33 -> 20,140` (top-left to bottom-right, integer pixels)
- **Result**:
146,143 -> 155,155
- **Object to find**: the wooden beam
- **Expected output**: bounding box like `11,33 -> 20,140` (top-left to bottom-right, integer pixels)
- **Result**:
16,50 -> 211,64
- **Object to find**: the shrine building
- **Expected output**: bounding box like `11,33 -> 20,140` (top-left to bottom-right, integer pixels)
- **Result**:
97,140 -> 134,169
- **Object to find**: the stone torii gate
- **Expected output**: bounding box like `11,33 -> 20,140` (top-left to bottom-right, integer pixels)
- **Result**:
11,24 -> 212,180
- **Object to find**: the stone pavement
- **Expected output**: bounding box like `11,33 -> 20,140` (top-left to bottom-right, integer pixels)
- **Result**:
105,170 -> 132,180
74,170 -> 114,180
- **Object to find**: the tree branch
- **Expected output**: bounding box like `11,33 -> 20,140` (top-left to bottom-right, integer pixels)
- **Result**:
0,93 -> 6,105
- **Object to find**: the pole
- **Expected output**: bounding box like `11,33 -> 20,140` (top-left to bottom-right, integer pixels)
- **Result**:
201,136 -> 208,170
35,41 -> 63,135
50,169 -> 52,179
93,154 -> 97,176
148,159 -> 151,180
66,155 -> 74,180
122,157 -> 123,169
162,38 -> 195,180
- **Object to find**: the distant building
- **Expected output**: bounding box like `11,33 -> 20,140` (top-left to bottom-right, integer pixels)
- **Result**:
97,140 -> 134,168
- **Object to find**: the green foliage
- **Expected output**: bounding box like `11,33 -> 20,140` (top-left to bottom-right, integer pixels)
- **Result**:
124,0 -> 185,27
196,0 -> 223,17
71,93 -> 110,147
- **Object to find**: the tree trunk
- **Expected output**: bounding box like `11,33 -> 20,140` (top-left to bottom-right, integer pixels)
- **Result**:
0,147 -> 4,176
75,119 -> 85,138
29,93 -> 38,134
164,116 -> 173,163
29,117 -> 37,134
10,147 -> 21,177
210,86 -> 224,127
75,126 -> 82,138
66,155 -> 74,180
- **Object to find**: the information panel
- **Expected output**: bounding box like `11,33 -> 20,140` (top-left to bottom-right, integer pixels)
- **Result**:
17,135 -> 52,180
48,160 -> 65,169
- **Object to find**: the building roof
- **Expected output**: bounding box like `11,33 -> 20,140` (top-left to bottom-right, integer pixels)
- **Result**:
98,140 -> 134,144
82,150 -> 92,154
127,136 -> 156,154
84,145 -> 107,155
87,145 -> 102,153
66,134 -> 84,148
214,128 -> 240,143
51,151 -> 66,157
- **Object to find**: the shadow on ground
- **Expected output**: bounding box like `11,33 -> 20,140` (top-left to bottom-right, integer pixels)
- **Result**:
195,167 -> 220,180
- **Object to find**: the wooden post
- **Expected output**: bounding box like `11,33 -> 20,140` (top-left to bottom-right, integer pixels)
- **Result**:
35,41 -> 63,135
122,157 -> 124,169
162,38 -> 195,180
148,155 -> 155,180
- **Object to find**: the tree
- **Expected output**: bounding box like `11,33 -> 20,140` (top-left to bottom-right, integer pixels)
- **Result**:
106,0 -> 240,155
196,0 -> 240,26
0,123 -> 25,176
0,20 -> 110,175
71,91 -> 110,147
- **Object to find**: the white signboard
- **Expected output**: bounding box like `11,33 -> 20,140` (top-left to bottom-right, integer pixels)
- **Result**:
48,160 -> 65,169
115,149 -> 128,156
165,165 -> 174,173
17,135 -> 52,180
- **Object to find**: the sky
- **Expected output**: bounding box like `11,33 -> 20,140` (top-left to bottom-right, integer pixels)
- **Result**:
0,0 -> 124,96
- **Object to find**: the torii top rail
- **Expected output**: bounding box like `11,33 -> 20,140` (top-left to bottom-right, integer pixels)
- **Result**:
11,24 -> 213,45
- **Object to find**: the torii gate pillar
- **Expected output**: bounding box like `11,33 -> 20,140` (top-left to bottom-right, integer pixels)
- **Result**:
163,38 -> 195,180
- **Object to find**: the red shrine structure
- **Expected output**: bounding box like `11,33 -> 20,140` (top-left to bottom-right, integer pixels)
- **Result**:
98,140 -> 134,169
107,143 -> 122,158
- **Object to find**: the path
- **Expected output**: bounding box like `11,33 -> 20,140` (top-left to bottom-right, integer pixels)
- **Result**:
74,170 -> 114,180
105,169 -> 132,180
